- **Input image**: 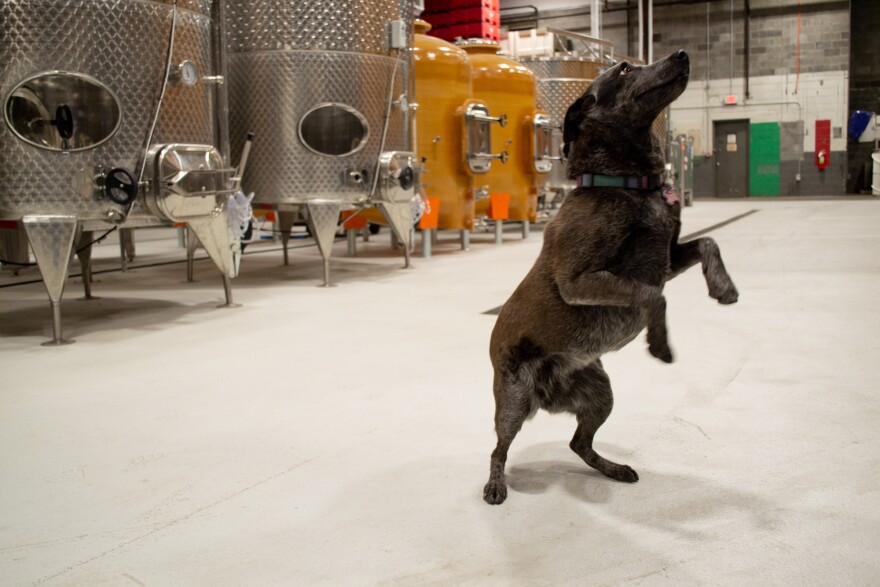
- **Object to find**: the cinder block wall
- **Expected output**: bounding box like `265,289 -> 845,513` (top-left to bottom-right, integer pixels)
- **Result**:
503,0 -> 851,196
848,0 -> 880,194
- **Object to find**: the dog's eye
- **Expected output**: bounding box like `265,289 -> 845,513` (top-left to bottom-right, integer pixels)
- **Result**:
620,65 -> 632,77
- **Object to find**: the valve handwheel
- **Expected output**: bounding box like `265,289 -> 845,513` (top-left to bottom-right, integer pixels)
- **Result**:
105,167 -> 138,205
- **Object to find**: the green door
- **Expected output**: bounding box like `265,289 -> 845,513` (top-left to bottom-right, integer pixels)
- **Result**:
750,122 -> 781,197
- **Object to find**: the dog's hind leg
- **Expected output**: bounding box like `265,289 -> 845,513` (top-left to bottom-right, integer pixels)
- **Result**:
668,237 -> 738,304
484,371 -> 534,505
568,362 -> 639,483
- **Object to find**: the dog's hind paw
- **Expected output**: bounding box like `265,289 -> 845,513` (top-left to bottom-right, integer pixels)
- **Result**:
607,464 -> 640,483
648,340 -> 674,363
483,480 -> 508,505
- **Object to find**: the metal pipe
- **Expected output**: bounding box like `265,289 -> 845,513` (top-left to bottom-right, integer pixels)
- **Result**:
744,0 -> 751,100
638,0 -> 644,62
729,0 -> 734,94
213,0 -> 231,163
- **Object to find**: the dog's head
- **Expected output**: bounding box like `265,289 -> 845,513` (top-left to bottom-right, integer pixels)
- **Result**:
563,50 -> 690,175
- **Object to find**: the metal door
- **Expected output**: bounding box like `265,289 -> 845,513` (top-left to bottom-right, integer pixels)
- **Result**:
713,120 -> 749,197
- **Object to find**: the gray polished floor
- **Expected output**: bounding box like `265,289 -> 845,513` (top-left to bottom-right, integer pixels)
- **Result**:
1,199 -> 878,585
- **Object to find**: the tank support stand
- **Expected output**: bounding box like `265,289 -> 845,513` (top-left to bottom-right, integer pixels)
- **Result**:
22,215 -> 78,346
188,215 -> 240,306
376,202 -> 413,269
306,201 -> 341,287
277,211 -> 297,266
421,229 -> 433,258
75,230 -> 97,300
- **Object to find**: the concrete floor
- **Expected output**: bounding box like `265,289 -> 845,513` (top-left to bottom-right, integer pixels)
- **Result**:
1,199 -> 878,585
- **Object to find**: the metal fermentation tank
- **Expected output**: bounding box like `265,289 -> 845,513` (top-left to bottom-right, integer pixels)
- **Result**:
460,40 -> 552,239
410,19 -> 495,249
521,57 -> 600,199
226,0 -> 419,285
0,0 -> 239,345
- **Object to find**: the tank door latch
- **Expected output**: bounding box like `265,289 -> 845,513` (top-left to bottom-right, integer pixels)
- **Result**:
532,113 -> 560,173
464,103 -> 508,174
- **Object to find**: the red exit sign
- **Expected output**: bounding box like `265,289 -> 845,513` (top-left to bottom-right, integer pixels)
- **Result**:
723,95 -> 738,105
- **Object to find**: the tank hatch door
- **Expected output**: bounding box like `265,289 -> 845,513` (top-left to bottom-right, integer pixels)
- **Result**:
146,144 -> 235,222
464,103 -> 508,174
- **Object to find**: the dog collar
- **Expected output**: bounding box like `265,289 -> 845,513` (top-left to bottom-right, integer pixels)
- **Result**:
576,173 -> 664,191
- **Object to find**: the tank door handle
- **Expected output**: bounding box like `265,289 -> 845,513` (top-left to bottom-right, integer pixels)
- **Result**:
51,105 -> 74,141
464,103 -> 508,173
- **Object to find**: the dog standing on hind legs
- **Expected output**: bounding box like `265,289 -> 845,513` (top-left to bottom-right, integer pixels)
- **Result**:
483,50 -> 739,505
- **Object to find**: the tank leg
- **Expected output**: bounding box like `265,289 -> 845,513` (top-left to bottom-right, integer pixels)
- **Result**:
186,227 -> 199,282
347,229 -> 358,257
22,215 -> 78,346
118,232 -> 128,272
117,228 -> 135,273
522,221 -> 531,239
188,215 -> 240,305
461,230 -> 470,251
421,229 -> 432,259
306,201 -> 341,287
495,220 -> 504,244
75,230 -> 97,300
220,274 -> 236,308
375,202 -> 414,269
277,211 -> 297,266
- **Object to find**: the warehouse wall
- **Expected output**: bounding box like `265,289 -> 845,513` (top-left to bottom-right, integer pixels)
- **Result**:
501,0 -> 851,196
847,0 -> 880,193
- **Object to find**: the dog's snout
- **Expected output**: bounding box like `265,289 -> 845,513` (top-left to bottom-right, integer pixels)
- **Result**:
673,49 -> 688,62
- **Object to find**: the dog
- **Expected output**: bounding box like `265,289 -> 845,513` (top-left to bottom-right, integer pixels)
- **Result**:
483,50 -> 739,505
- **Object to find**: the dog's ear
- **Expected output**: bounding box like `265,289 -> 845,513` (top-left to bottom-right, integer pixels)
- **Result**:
562,94 -> 595,158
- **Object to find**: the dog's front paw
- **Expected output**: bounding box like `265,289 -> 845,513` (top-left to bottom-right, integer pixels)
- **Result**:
647,328 -> 674,363
483,480 -> 508,505
709,279 -> 739,305
715,285 -> 739,305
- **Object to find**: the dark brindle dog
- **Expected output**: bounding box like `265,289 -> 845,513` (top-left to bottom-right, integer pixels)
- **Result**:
484,50 -> 739,505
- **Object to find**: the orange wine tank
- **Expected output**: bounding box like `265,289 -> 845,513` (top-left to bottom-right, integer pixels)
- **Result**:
459,40 -> 553,239
413,19 -> 479,236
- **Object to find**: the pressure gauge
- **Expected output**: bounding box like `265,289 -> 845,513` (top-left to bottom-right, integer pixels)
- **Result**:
169,60 -> 199,86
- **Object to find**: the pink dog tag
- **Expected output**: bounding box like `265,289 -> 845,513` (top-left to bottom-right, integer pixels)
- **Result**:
662,186 -> 681,206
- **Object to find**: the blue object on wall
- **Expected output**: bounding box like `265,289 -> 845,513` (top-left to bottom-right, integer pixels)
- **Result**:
849,110 -> 874,141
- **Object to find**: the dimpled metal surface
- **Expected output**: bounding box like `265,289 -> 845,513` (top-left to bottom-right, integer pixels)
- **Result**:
229,51 -> 408,204
227,0 -> 411,205
226,0 -> 410,54
536,79 -> 591,190
523,58 -> 601,191
522,58 -> 604,81
0,0 -> 216,223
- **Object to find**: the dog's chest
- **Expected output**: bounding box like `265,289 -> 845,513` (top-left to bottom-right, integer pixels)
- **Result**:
612,197 -> 676,284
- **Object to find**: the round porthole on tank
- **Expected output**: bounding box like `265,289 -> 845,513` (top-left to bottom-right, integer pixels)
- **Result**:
4,71 -> 121,152
298,103 -> 369,157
